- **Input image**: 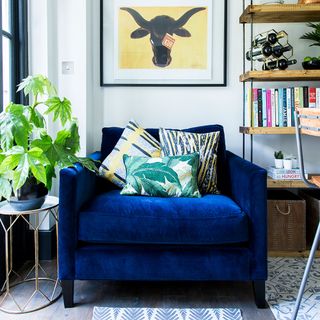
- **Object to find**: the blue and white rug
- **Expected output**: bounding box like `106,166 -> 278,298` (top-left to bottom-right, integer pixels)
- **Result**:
267,257 -> 320,320
92,307 -> 242,320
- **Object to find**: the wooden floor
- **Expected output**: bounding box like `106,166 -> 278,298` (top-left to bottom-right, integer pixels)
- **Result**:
1,261 -> 275,320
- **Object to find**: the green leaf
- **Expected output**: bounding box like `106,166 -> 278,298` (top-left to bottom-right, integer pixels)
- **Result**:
17,75 -> 45,96
0,176 -> 12,200
45,97 -> 72,126
29,107 -> 45,128
0,153 -> 23,173
28,147 -> 44,158
31,135 -> 53,153
28,158 -> 47,185
77,157 -> 98,173
55,130 -> 71,146
5,146 -> 25,155
12,154 -> 29,191
17,75 -> 57,97
64,121 -> 80,154
0,103 -> 31,150
45,165 -> 55,191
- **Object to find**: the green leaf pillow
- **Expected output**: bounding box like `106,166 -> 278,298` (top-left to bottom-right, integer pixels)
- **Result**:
121,153 -> 201,198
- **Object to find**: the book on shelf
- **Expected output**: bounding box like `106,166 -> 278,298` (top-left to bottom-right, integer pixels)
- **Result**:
267,166 -> 308,180
248,86 -> 320,128
309,87 -> 316,108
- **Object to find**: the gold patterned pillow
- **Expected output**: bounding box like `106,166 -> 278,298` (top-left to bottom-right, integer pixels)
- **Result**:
159,128 -> 220,194
99,120 -> 161,187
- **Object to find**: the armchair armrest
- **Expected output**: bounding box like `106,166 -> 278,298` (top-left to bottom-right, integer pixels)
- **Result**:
58,151 -> 101,279
226,151 -> 267,279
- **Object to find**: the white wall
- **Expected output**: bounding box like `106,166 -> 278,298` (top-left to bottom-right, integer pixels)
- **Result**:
29,0 -> 320,174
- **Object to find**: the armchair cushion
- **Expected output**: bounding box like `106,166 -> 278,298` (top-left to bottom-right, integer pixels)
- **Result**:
78,190 -> 248,245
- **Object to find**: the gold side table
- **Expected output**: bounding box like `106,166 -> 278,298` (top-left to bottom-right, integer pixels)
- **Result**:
0,196 -> 62,314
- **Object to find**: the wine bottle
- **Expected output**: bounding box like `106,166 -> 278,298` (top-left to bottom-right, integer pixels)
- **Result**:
246,43 -> 272,61
272,44 -> 292,58
262,58 -> 297,71
253,31 -> 286,47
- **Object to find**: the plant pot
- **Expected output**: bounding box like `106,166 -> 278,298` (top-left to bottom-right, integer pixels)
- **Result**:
275,159 -> 284,169
283,159 -> 293,170
302,60 -> 320,70
9,176 -> 48,211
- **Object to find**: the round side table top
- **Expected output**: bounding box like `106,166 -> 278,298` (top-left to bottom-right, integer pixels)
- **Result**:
0,196 -> 59,216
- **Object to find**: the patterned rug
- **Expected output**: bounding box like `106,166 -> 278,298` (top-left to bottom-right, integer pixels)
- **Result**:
92,307 -> 242,320
267,257 -> 320,320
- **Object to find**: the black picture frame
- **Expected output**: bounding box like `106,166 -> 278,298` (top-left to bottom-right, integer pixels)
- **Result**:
100,0 -> 227,87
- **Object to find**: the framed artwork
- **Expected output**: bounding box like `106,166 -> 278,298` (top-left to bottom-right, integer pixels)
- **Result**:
100,0 -> 227,86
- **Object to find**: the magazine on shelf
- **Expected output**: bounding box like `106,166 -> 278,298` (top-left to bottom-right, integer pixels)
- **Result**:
267,166 -> 308,180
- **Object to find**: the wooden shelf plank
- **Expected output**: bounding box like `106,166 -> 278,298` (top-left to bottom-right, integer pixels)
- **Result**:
240,70 -> 320,82
269,250 -> 320,258
240,4 -> 320,23
267,177 -> 309,189
239,126 -> 296,135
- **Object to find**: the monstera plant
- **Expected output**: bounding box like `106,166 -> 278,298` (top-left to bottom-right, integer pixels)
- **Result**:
0,75 -> 96,209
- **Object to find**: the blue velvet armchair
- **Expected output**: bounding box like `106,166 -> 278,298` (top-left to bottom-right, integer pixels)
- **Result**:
58,125 -> 267,308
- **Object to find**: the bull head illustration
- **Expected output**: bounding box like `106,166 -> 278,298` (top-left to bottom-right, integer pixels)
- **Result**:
121,7 -> 206,68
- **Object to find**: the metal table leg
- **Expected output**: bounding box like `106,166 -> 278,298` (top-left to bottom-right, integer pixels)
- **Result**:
291,222 -> 320,320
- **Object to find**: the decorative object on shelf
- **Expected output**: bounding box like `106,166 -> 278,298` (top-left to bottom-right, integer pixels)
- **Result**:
283,157 -> 293,170
100,0 -> 227,86
246,29 -> 297,70
267,166 -> 307,180
0,75 -> 97,211
274,150 -> 284,168
301,22 -> 320,69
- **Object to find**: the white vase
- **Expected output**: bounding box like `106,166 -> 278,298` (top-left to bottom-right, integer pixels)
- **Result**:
292,158 -> 298,169
275,159 -> 283,169
283,159 -> 293,170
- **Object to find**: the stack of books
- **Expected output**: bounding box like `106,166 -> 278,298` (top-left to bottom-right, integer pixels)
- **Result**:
246,86 -> 320,127
267,166 -> 308,180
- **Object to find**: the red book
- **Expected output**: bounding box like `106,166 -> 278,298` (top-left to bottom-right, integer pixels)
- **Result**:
266,89 -> 272,127
309,87 -> 316,108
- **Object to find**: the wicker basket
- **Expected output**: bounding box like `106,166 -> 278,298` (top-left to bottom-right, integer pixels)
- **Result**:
299,189 -> 320,249
268,190 -> 306,251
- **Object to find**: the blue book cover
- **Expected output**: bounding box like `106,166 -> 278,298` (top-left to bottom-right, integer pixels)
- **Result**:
278,88 -> 283,127
262,88 -> 267,127
283,88 -> 287,127
257,89 -> 263,127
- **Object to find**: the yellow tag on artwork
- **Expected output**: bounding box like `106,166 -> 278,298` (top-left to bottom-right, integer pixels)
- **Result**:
162,34 -> 175,49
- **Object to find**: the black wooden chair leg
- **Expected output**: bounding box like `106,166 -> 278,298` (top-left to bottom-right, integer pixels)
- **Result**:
61,280 -> 74,308
253,280 -> 267,308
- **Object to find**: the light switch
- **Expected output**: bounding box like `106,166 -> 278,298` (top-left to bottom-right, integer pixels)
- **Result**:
62,61 -> 74,75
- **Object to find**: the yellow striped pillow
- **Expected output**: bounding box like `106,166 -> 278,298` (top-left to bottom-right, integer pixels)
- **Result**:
99,120 -> 161,188
159,128 -> 220,194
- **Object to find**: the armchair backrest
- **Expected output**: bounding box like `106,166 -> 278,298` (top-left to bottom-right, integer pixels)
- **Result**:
101,125 -> 227,193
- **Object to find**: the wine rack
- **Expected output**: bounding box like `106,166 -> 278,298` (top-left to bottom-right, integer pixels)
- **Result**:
240,1 -> 320,189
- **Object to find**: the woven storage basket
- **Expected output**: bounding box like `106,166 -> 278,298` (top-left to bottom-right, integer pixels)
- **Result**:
268,190 -> 306,251
299,189 -> 320,249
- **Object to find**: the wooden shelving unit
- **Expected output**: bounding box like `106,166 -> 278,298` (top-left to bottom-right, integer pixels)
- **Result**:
240,126 -> 296,135
269,250 -> 320,258
240,4 -> 320,24
240,3 -> 320,185
240,70 -> 320,82
267,177 -> 308,189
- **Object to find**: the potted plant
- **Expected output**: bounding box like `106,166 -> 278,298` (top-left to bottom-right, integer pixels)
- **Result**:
274,151 -> 284,169
0,75 -> 97,211
301,22 -> 320,70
